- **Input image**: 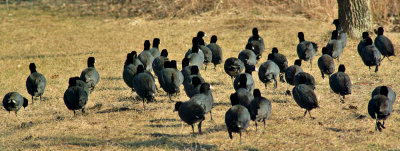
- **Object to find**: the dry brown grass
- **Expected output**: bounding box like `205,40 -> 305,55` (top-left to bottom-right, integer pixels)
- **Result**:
1,5 -> 400,151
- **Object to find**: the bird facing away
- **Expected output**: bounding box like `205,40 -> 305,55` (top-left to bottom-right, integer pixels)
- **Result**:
368,86 -> 396,132
149,38 -> 161,58
207,35 -> 223,69
233,65 -> 255,93
225,104 -> 251,144
189,83 -> 214,120
152,49 -> 170,77
185,37 -> 204,69
326,30 -> 343,62
133,65 -> 157,109
292,75 -> 318,119
138,40 -> 155,72
174,101 -> 205,135
297,32 -> 318,70
238,43 -> 257,70
80,57 -> 100,93
224,57 -> 245,80
230,75 -> 254,110
329,64 -> 351,103
357,32 -> 370,55
294,72 -> 315,90
64,77 -> 89,116
258,54 -> 280,89
247,27 -> 265,60
26,63 -> 47,103
285,59 -> 303,95
249,89 -> 272,131
270,47 -> 288,82
374,27 -> 395,61
3,92 -> 28,116
332,19 -> 347,49
158,60 -> 184,101
318,47 -> 335,79
359,38 -> 381,72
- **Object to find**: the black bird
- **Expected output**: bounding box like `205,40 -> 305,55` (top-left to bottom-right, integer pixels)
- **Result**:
326,30 -> 343,62
249,89 -> 272,131
184,76 -> 204,98
233,65 -> 255,93
80,57 -> 100,93
374,27 -> 395,61
139,40 -> 155,72
230,75 -> 254,109
368,86 -> 395,132
26,63 -> 47,103
133,65 -> 156,109
149,38 -> 161,58
181,58 -> 199,79
292,75 -> 318,119
357,32 -> 370,55
174,101 -> 205,135
294,72 -> 315,90
359,38 -> 381,72
285,59 -> 303,95
2,92 -> 28,116
225,104 -> 250,144
318,47 -> 335,79
269,47 -> 288,82
158,60 -> 184,101
197,31 -> 213,70
124,51 -> 143,67
152,49 -> 170,77
297,32 -> 318,70
207,35 -> 223,69
258,54 -> 280,89
238,43 -> 257,70
185,37 -> 204,69
332,19 -> 347,49
247,27 -> 265,60
189,83 -> 214,120
123,52 -> 143,92
64,77 -> 89,116
329,64 -> 351,103
371,86 -> 396,103
224,57 -> 245,80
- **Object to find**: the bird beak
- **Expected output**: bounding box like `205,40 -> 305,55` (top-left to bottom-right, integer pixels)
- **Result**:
210,85 -> 215,90
255,67 -> 259,72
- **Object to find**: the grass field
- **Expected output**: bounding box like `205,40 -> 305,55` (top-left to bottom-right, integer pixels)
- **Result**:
1,6 -> 400,150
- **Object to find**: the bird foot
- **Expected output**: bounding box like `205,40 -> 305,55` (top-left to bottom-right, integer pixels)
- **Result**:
285,90 -> 291,96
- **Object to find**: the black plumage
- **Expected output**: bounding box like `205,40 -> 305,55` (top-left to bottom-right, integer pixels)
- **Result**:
332,19 -> 347,49
357,32 -> 370,55
258,54 -> 280,89
297,32 -> 318,69
197,31 -> 212,70
207,35 -> 223,69
2,92 -> 28,116
238,43 -> 257,70
230,75 -> 254,110
249,89 -> 271,131
374,27 -> 395,60
269,47 -> 288,82
247,27 -> 265,60
224,57 -> 245,80
225,105 -> 250,144
185,37 -> 204,69
329,64 -> 351,103
368,86 -> 395,132
133,65 -> 156,109
318,47 -> 335,79
294,72 -> 315,90
371,86 -> 396,103
184,76 -> 204,98
158,60 -> 184,101
139,40 -> 155,72
189,83 -> 214,120
174,101 -> 205,135
123,52 -> 143,92
80,57 -> 100,93
292,75 -> 318,118
326,30 -> 343,62
285,59 -> 303,86
152,49 -> 170,77
64,77 -> 89,116
359,38 -> 381,72
233,66 -> 255,93
26,63 -> 47,103
149,38 -> 161,58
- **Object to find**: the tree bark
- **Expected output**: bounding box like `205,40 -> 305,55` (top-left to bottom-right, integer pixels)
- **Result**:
337,0 -> 373,38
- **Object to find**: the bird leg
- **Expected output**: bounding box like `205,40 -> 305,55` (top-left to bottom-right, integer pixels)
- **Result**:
15,111 -> 18,117
198,120 -> 203,134
82,108 -> 85,113
255,121 -> 258,131
263,120 -> 266,132
40,96 -> 42,101
308,110 -> 315,119
321,71 -> 325,79
310,60 -> 312,71
339,95 -> 345,103
279,74 -> 285,83
239,132 -> 242,144
73,110 -> 76,116
303,110 -> 308,117
214,64 -> 216,70
191,125 -> 195,136
387,57 -> 392,62
142,98 -> 146,110
210,111 -> 213,121
375,65 -> 379,73
274,79 -> 278,89
205,64 -> 208,71
32,96 -> 34,104
264,82 -> 268,89
381,120 -> 386,129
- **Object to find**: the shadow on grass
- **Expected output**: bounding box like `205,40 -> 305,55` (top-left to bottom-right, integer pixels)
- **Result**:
102,76 -> 122,81
272,99 -> 289,103
0,51 -> 97,60
146,124 -> 182,128
213,102 -> 231,107
97,87 -> 128,91
149,118 -> 179,123
32,136 -> 217,150
96,106 -> 157,114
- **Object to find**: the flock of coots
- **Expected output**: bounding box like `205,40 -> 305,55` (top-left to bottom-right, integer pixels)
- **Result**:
2,19 -> 397,143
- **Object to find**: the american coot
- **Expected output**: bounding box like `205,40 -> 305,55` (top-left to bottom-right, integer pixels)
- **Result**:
152,49 -> 170,77
230,75 -> 254,110
332,19 -> 347,49
249,89 -> 272,131
133,65 -> 157,109
189,83 -> 214,120
158,60 -> 184,101
174,101 -> 205,135
80,57 -> 100,93
184,76 -> 204,98
64,77 -> 89,116
368,86 -> 395,131
207,35 -> 223,69
270,47 -> 288,82
357,32 -> 370,55
374,27 -> 395,61
149,38 -> 161,58
258,54 -> 280,89
186,38 -> 205,69
138,40 -> 155,72
233,65 -> 255,93
224,57 -> 245,80
247,28 -> 265,60
297,32 -> 318,69
238,44 -> 257,70
292,75 -> 318,119
317,47 -> 335,79
329,64 -> 351,103
225,105 -> 251,144
294,72 -> 315,90
197,31 -> 212,71
371,86 -> 396,103
26,63 -> 47,103
359,38 -> 381,72
285,59 -> 303,95
326,30 -> 343,62
2,92 -> 28,116
123,52 -> 142,92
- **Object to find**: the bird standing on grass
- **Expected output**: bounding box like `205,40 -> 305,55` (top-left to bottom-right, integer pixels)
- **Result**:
374,27 -> 395,61
225,104 -> 250,144
80,57 -> 99,93
250,89 -> 271,131
329,64 -> 351,103
296,32 -> 318,70
64,77 -> 89,116
3,92 -> 28,116
26,63 -> 47,103
368,86 -> 396,132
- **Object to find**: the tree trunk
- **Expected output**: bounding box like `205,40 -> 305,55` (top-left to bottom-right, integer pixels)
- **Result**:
337,0 -> 373,38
